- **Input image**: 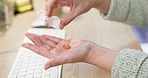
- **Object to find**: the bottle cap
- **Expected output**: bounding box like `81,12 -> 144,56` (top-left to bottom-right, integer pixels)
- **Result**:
47,16 -> 60,29
36,10 -> 47,21
36,10 -> 60,29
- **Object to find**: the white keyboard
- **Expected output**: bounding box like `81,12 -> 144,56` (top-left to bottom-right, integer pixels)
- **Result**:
8,28 -> 65,78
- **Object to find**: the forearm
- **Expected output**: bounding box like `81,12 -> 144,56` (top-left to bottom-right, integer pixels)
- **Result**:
94,0 -> 111,14
100,0 -> 148,27
112,49 -> 148,78
86,43 -> 118,72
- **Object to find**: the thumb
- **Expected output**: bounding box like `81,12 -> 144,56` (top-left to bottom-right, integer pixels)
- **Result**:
60,10 -> 79,29
44,55 -> 71,70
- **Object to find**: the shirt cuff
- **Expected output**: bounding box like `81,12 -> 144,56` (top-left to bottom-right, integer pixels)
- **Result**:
111,49 -> 148,78
101,0 -> 130,22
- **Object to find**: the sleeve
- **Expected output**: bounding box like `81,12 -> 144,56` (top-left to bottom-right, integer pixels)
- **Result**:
111,49 -> 148,78
101,0 -> 148,27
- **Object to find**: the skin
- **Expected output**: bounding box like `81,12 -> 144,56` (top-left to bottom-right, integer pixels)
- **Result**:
22,33 -> 117,71
22,0 -> 115,72
45,0 -> 111,29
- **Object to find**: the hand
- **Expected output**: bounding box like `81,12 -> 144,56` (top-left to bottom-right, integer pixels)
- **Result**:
22,33 -> 117,71
45,0 -> 111,29
22,33 -> 95,70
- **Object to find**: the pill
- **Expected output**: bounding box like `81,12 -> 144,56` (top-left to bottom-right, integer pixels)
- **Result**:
63,44 -> 71,50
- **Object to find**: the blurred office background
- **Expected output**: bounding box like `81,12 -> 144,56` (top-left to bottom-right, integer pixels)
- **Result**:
0,0 -> 61,77
0,0 -> 62,52
132,27 -> 148,53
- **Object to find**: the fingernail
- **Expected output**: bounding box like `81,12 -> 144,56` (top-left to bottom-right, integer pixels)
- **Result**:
60,26 -> 63,30
21,43 -> 26,47
44,66 -> 48,70
45,20 -> 48,25
21,44 -> 24,47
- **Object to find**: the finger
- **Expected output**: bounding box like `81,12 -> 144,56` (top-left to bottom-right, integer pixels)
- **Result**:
60,9 -> 79,29
39,47 -> 55,58
54,1 -> 71,7
25,33 -> 55,51
39,35 -> 57,48
45,20 -> 50,27
42,35 -> 62,43
42,44 -> 54,51
45,0 -> 56,16
25,33 -> 43,46
44,44 -> 81,70
22,43 -> 53,58
44,55 -> 71,70
22,43 -> 39,52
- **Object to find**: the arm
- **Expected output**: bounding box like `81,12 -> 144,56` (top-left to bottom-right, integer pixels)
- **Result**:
22,33 -> 148,78
46,0 -> 148,28
22,33 -> 117,71
97,0 -> 148,27
89,46 -> 148,78
112,49 -> 148,78
85,43 -> 118,71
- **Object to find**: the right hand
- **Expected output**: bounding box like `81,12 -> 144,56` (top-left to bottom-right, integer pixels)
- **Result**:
45,0 -> 110,29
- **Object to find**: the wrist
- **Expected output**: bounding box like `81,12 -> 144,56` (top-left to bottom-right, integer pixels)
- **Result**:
94,0 -> 111,14
85,43 -> 117,71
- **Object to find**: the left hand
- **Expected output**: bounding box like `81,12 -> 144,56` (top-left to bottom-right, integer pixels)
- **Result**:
22,33 -> 94,70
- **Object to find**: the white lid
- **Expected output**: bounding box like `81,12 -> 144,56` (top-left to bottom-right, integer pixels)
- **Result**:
36,10 -> 47,21
47,16 -> 60,29
36,10 -> 60,29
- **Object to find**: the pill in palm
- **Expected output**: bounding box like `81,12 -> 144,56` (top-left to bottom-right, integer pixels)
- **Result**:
63,44 -> 71,50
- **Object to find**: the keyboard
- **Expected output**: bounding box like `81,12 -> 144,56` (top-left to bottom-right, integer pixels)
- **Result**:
8,28 -> 65,78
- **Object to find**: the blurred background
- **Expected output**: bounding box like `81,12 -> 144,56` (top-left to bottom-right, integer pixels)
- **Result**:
0,0 -> 62,77
0,0 -> 147,78
0,0 -> 62,53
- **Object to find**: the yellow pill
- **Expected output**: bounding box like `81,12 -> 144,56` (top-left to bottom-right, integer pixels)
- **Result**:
63,44 -> 71,50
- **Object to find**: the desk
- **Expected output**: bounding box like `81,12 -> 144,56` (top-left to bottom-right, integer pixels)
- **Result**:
61,9 -> 141,78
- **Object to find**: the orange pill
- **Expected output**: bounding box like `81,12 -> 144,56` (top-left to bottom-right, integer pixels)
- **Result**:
63,44 -> 71,50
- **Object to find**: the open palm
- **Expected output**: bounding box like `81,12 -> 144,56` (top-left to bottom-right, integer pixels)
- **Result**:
22,33 -> 92,69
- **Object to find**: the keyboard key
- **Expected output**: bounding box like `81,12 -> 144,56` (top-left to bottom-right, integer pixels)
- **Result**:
18,72 -> 26,77
43,71 -> 51,76
27,71 -> 35,75
29,66 -> 36,70
35,69 -> 43,74
34,73 -> 42,78
20,68 -> 28,72
14,66 -> 21,70
12,70 -> 19,74
50,68 -> 59,78
25,75 -> 34,78
21,64 -> 29,68
10,74 -> 17,78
